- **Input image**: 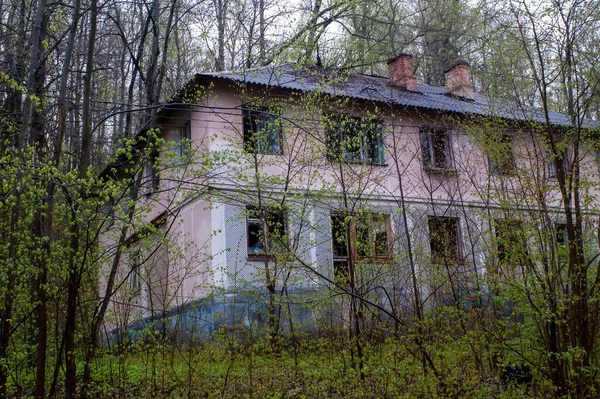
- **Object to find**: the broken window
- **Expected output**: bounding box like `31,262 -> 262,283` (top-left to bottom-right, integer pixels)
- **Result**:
331,213 -> 351,279
555,223 -> 568,264
355,213 -> 392,259
143,150 -> 160,195
546,149 -> 569,178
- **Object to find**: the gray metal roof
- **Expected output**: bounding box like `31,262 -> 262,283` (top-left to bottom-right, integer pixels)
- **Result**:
195,64 -> 594,128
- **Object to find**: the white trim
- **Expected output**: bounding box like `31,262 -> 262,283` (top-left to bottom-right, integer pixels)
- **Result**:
211,202 -> 227,288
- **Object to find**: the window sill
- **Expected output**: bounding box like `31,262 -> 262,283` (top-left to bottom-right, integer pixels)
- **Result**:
424,167 -> 457,175
356,256 -> 394,263
247,253 -> 287,261
329,159 -> 387,167
244,151 -> 283,156
144,189 -> 159,198
490,172 -> 517,177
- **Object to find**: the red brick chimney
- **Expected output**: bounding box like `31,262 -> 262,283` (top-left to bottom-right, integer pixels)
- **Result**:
444,61 -> 475,100
387,53 -> 417,91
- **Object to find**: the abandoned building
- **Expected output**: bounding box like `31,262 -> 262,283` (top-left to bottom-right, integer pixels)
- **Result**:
104,54 -> 599,339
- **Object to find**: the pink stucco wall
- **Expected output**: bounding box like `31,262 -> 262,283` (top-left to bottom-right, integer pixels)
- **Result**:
124,78 -> 600,304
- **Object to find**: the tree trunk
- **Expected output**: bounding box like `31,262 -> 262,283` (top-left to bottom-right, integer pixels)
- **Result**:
31,8 -> 49,395
17,0 -> 47,149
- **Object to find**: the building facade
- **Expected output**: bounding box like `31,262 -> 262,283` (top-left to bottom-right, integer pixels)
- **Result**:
104,54 -> 600,339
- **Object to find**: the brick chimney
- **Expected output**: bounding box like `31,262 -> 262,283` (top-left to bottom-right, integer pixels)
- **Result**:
387,53 -> 417,91
444,61 -> 475,100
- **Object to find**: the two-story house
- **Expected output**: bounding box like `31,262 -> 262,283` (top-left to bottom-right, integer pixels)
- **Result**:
105,54 -> 599,339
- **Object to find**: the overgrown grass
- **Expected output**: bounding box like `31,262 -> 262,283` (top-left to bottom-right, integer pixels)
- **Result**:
83,329 -> 534,399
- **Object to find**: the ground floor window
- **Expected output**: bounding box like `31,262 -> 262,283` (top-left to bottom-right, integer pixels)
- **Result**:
428,216 -> 461,264
246,206 -> 287,259
330,212 -> 393,278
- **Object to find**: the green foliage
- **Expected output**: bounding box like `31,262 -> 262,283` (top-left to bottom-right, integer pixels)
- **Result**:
53,321 -> 561,398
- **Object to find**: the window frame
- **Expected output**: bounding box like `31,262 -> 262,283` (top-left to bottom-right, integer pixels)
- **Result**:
242,106 -> 283,155
324,114 -> 386,165
420,127 -> 454,172
174,120 -> 191,164
331,213 -> 351,279
246,206 -> 288,260
428,216 -> 462,264
128,250 -> 142,294
330,212 -> 393,278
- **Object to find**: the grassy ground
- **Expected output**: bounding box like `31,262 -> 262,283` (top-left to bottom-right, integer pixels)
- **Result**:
85,332 -> 534,399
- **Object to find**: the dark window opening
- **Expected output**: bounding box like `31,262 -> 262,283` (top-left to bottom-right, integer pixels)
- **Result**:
247,207 -> 287,258
129,250 -> 142,294
555,223 -> 568,264
243,106 -> 282,155
175,121 -> 191,164
428,216 -> 461,264
489,134 -> 515,175
421,128 -> 452,171
556,223 -> 567,245
325,115 -> 385,165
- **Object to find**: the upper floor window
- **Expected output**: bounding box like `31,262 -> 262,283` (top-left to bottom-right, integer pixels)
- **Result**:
246,207 -> 287,258
428,216 -> 461,264
546,148 -> 569,178
420,128 -> 453,171
489,134 -> 515,175
325,115 -> 385,165
175,121 -> 191,164
243,106 -> 282,155
143,150 -> 160,195
330,212 -> 392,279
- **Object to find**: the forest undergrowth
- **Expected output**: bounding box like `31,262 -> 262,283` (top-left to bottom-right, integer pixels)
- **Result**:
67,325 -> 540,398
